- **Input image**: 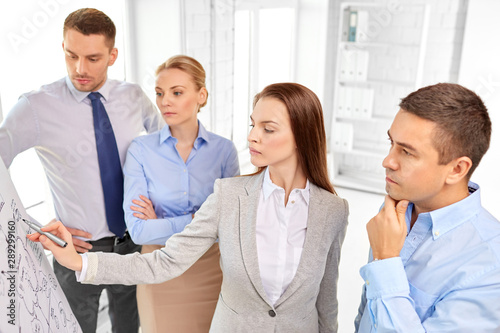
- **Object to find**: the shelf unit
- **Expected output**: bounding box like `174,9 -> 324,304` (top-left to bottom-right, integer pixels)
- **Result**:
330,2 -> 430,194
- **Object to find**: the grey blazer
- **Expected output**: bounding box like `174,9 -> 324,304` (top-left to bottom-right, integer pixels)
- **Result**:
84,172 -> 349,332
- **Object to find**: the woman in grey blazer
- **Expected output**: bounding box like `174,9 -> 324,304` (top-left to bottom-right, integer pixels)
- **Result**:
33,82 -> 349,333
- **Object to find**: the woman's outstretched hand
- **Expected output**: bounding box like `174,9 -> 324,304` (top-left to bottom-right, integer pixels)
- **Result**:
27,220 -> 83,271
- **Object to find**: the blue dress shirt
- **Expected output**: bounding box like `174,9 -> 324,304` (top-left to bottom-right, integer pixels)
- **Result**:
355,182 -> 500,332
123,121 -> 240,245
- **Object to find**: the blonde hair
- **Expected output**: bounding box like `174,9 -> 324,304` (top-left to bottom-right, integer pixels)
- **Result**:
156,55 -> 208,108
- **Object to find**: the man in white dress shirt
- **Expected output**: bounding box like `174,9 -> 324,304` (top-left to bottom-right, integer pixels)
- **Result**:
0,8 -> 164,332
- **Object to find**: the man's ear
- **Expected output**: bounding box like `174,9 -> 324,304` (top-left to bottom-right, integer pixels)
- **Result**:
445,156 -> 472,185
108,48 -> 118,66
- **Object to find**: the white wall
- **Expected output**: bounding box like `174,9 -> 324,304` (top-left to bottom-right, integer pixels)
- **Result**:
458,0 -> 500,218
184,0 -> 236,138
124,0 -> 182,102
294,0 -> 329,102
0,0 -> 127,115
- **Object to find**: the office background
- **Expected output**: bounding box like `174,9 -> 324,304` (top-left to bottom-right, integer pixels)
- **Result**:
1,0 -> 499,331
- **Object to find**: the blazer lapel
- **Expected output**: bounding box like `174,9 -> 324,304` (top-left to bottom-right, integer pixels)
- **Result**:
239,172 -> 272,306
275,184 -> 330,307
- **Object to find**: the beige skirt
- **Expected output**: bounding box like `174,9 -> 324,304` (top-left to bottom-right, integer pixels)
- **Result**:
137,243 -> 222,333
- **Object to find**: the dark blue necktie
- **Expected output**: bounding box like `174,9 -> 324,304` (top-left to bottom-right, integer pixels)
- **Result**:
88,92 -> 126,238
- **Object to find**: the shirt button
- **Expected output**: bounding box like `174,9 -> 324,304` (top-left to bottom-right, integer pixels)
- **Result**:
366,280 -> 370,285
184,192 -> 187,195
291,200 -> 295,204
268,310 -> 276,317
434,231 -> 439,236
183,169 -> 186,172
295,190 -> 299,193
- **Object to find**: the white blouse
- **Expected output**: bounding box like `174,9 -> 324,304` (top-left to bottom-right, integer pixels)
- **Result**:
255,168 -> 310,305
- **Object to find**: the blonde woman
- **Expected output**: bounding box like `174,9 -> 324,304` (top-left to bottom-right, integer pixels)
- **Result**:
122,55 -> 239,332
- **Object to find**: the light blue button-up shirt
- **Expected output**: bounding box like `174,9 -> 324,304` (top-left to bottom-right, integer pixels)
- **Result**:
355,182 -> 500,332
123,121 -> 240,245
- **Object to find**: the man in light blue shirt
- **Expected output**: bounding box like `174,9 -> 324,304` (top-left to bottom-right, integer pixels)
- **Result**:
355,83 -> 500,332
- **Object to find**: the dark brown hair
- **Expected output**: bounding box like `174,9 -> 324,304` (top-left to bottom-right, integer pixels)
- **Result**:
156,55 -> 208,109
64,8 -> 116,49
399,83 -> 491,177
252,83 -> 336,194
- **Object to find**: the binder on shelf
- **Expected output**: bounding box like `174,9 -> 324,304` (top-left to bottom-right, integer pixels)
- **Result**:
339,49 -> 369,82
341,123 -> 354,151
333,123 -> 342,151
338,87 -> 374,119
343,86 -> 353,118
336,86 -> 346,118
339,49 -> 356,82
333,122 -> 354,152
348,10 -> 357,42
355,50 -> 369,81
341,8 -> 351,41
356,10 -> 369,42
361,88 -> 374,118
352,88 -> 363,118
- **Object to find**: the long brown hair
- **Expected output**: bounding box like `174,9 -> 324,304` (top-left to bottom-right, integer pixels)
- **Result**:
251,83 -> 336,194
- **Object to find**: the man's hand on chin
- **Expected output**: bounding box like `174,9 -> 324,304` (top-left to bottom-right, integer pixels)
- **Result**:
366,195 -> 409,260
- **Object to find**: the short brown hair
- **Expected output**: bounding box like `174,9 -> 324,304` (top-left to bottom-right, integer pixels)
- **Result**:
64,8 -> 116,49
399,83 -> 491,177
253,83 -> 336,194
156,55 -> 208,109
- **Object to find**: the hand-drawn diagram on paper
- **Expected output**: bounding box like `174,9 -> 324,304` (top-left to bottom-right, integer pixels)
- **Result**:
0,159 -> 81,332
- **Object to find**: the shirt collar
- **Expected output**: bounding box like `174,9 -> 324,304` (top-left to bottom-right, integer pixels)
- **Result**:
409,181 -> 482,240
159,120 -> 209,147
262,167 -> 310,203
65,76 -> 111,103
195,121 -> 210,147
